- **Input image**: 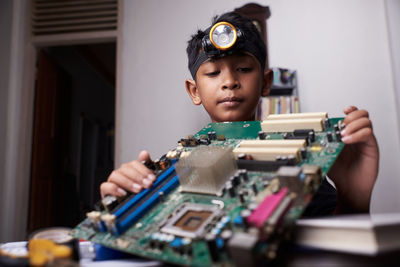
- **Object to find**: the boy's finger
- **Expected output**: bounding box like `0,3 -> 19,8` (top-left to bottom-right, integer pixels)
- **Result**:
100,182 -> 127,198
118,162 -> 150,187
341,128 -> 373,144
136,151 -> 156,186
108,170 -> 143,193
129,160 -> 154,177
127,161 -> 156,187
120,160 -> 153,179
341,117 -> 372,137
138,150 -> 151,162
343,106 -> 358,115
344,109 -> 369,125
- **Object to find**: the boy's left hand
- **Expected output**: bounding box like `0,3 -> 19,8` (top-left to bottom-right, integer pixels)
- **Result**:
327,106 -> 379,213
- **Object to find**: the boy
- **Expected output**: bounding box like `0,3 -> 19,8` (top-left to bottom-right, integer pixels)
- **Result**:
101,12 -> 379,215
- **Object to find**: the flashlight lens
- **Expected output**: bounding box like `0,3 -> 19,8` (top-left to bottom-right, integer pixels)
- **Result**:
211,23 -> 237,50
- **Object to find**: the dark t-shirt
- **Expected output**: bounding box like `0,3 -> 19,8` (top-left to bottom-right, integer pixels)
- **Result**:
301,178 -> 337,217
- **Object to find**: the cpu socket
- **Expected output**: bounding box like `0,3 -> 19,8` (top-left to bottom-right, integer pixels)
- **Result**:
160,203 -> 222,239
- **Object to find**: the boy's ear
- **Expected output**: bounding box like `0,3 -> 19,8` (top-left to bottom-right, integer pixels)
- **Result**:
185,79 -> 202,105
261,69 -> 273,97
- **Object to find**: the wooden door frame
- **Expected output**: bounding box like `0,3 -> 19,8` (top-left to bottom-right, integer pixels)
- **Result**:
0,0 -> 123,242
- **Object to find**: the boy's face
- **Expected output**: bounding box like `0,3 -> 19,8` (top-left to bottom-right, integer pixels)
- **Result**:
186,53 -> 272,122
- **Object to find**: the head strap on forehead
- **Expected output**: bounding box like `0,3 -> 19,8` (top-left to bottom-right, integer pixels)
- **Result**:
188,20 -> 266,79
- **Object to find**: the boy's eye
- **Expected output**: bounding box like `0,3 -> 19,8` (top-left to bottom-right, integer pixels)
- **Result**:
238,67 -> 252,72
205,70 -> 220,76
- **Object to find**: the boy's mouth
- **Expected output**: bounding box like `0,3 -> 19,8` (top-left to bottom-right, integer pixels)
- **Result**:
218,97 -> 244,107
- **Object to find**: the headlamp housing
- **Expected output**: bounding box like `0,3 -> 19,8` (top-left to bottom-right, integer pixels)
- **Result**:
202,21 -> 244,57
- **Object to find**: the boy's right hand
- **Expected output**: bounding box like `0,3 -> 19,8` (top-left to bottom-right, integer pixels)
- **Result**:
100,150 -> 156,198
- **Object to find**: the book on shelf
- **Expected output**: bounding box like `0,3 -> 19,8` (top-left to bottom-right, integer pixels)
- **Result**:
258,95 -> 299,120
257,68 -> 299,120
293,213 -> 400,255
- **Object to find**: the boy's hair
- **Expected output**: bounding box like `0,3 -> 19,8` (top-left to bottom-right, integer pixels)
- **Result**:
187,12 -> 266,79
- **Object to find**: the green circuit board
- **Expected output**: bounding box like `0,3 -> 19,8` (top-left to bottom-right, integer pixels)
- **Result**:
71,115 -> 345,266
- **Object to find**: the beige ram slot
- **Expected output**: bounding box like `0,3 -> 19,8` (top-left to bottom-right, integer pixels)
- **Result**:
266,112 -> 327,120
261,118 -> 324,132
233,147 -> 301,162
238,139 -> 306,149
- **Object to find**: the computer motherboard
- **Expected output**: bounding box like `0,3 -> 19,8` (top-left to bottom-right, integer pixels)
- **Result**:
71,112 -> 345,266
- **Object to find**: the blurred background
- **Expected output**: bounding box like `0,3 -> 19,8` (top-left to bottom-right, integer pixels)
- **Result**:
0,0 -> 399,243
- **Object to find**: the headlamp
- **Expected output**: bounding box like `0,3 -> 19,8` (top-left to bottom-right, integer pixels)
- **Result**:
210,22 -> 237,50
188,18 -> 266,79
202,21 -> 244,56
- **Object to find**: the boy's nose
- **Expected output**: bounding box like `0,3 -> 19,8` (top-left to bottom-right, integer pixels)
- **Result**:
222,70 -> 240,90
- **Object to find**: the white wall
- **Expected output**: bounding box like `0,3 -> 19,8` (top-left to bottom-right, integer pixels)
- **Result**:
383,0 -> 400,211
266,0 -> 400,213
119,0 -> 400,212
386,1 -> 400,131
